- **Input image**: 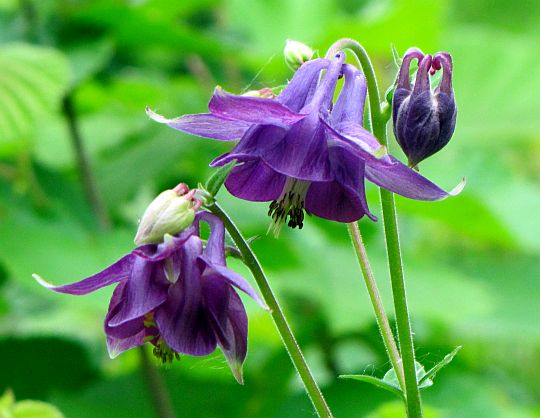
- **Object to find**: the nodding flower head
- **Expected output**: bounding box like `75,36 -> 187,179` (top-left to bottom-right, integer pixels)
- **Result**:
148,50 -> 463,234
392,48 -> 457,168
34,204 -> 267,384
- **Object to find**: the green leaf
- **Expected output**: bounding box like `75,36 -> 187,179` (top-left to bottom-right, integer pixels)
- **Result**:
64,40 -> 114,88
382,360 -> 432,391
0,337 -> 98,399
204,160 -> 237,198
0,389 -> 15,412
419,346 -> 462,386
0,44 -> 71,155
391,44 -> 401,68
384,44 -> 401,106
339,374 -> 403,399
12,401 -> 64,418
0,390 -> 64,418
365,401 -> 442,418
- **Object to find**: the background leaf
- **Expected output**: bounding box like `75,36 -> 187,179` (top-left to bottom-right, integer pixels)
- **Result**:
0,44 -> 70,155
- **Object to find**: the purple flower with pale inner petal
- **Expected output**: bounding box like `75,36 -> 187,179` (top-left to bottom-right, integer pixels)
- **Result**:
34,211 -> 266,384
148,52 -> 463,233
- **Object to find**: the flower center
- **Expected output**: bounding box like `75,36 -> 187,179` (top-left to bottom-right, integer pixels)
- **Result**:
143,313 -> 180,364
267,178 -> 310,235
152,338 -> 181,364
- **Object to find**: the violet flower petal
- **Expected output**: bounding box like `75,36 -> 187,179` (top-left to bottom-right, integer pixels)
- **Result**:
104,282 -> 146,339
209,87 -> 305,127
324,121 -> 464,200
211,289 -> 248,384
197,211 -> 226,266
262,117 -> 333,181
223,159 -> 286,202
260,53 -> 345,181
200,262 -> 268,310
277,58 -> 329,112
222,124 -> 288,159
107,330 -> 147,359
330,64 -> 367,125
202,273 -> 232,350
365,155 -> 465,201
305,52 -> 345,112
134,225 -> 196,261
146,109 -> 250,140
33,254 -> 134,295
104,283 -> 146,358
305,143 -> 376,222
108,257 -> 168,327
333,121 -> 384,153
156,236 -> 217,356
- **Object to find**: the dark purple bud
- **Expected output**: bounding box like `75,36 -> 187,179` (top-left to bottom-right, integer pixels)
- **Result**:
392,48 -> 457,168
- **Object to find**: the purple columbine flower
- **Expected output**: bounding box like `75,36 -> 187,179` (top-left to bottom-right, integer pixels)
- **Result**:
148,52 -> 462,233
34,210 -> 266,384
392,48 -> 457,168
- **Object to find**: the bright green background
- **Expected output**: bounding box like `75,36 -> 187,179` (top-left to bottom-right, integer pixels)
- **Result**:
0,0 -> 539,417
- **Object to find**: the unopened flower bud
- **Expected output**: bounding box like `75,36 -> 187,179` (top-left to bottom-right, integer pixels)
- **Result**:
284,39 -> 314,70
392,48 -> 457,168
134,183 -> 199,245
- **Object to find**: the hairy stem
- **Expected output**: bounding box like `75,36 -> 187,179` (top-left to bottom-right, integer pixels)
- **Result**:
347,222 -> 405,391
139,347 -> 177,418
327,39 -> 424,417
208,203 -> 333,418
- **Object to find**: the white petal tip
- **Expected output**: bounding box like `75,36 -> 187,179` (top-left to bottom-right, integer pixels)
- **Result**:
230,363 -> 244,385
107,348 -> 121,359
449,177 -> 466,196
32,273 -> 53,288
145,107 -> 170,124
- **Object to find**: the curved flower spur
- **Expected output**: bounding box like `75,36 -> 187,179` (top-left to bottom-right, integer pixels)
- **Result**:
34,185 -> 267,384
148,52 -> 463,233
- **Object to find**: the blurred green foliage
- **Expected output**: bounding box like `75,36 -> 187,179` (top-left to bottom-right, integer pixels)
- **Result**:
0,0 -> 539,417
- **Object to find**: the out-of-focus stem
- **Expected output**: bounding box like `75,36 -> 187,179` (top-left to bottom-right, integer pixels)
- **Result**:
139,347 -> 177,418
62,94 -> 111,230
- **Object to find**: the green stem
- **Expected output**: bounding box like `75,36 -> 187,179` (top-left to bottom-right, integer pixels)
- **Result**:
208,203 -> 333,418
327,39 -> 424,417
347,222 -> 405,391
379,189 -> 422,417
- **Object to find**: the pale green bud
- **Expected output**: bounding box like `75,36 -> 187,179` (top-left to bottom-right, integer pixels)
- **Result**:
284,39 -> 314,70
134,184 -> 198,245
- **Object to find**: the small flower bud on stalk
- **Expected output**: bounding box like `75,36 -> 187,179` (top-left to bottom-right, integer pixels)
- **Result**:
134,183 -> 201,245
284,39 -> 314,70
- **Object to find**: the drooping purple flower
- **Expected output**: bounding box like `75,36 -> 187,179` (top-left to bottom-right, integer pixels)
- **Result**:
34,211 -> 266,384
148,52 -> 463,232
392,48 -> 457,168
